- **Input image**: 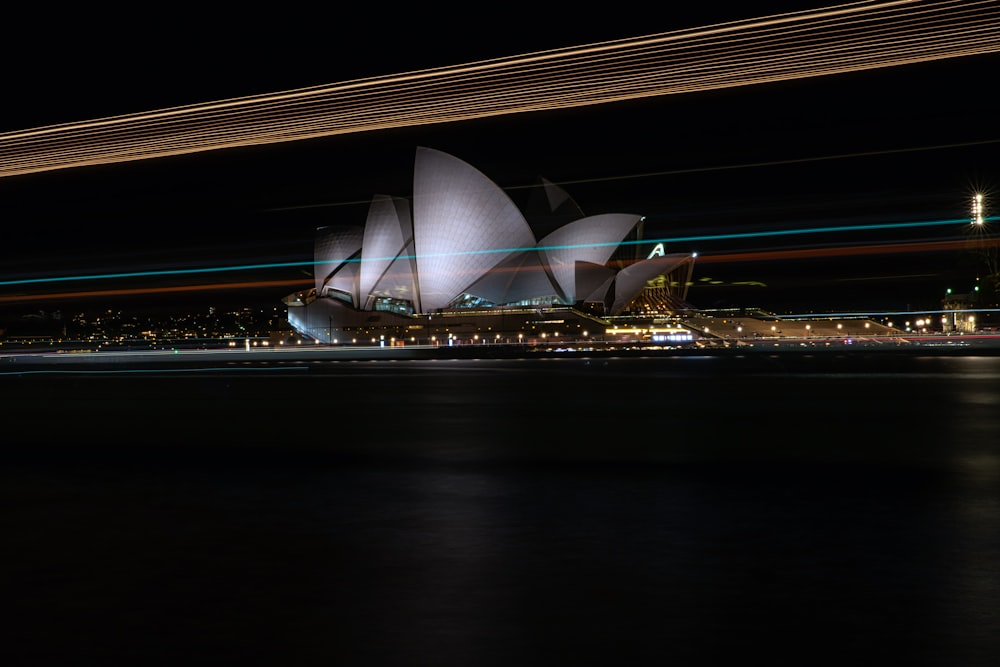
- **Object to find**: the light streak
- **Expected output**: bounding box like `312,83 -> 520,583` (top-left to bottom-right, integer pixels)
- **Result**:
0,278 -> 312,305
692,237 -> 1000,264
634,216 -> 995,246
523,138 -> 1000,192
0,261 -> 313,287
2,1 -> 999,178
3,216 -> 996,305
2,215 -> 995,291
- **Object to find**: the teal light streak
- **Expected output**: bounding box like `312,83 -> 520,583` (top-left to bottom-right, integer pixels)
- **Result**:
0,260 -> 314,287
430,217 -> 986,257
1,216 -> 993,288
629,216 -> 986,247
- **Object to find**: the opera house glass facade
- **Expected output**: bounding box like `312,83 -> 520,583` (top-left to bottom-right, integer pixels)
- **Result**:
284,147 -> 696,345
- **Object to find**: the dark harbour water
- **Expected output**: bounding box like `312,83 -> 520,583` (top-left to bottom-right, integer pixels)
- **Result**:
3,352 -> 1000,665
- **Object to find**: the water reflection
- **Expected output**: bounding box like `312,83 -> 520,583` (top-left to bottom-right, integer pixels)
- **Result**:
3,354 -> 1000,663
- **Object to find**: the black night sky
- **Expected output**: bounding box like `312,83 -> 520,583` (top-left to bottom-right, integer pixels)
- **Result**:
6,8 -> 1000,666
2,4 -> 999,317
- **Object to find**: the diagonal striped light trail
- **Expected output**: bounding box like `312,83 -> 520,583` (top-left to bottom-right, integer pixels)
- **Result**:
2,1 -> 999,178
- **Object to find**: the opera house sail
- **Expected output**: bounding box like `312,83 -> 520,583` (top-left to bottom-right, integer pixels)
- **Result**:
284,147 -> 696,345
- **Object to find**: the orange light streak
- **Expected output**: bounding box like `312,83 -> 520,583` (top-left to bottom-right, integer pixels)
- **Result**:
694,237 -> 1000,263
7,236 -> 998,306
0,278 -> 313,305
2,1 -> 998,178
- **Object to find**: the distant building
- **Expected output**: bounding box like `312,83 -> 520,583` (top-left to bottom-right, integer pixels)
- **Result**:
284,147 -> 696,345
0,310 -> 66,340
942,290 -> 978,333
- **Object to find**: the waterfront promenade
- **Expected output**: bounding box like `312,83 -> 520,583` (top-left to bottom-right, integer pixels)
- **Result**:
3,333 -> 1000,372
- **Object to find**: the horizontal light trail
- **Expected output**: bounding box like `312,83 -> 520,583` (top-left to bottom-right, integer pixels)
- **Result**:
691,236 -> 999,263
275,136 -> 1000,213
535,138 -> 1000,191
636,216 -> 990,246
0,278 -> 312,305
4,218 -> 994,305
0,262 -> 315,287
2,1 -> 999,177
2,215 -> 990,290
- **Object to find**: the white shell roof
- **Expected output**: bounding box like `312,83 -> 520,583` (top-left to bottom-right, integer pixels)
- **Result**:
412,147 -> 537,312
359,195 -> 416,309
309,149 -> 682,317
314,225 -> 363,303
537,213 -> 641,303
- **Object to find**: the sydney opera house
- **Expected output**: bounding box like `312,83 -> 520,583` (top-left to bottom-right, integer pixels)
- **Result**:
284,147 -> 697,346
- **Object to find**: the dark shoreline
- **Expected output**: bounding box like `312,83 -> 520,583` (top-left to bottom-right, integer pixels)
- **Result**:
3,337 -> 1000,373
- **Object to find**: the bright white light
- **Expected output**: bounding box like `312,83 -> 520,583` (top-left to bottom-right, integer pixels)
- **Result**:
972,192 -> 985,225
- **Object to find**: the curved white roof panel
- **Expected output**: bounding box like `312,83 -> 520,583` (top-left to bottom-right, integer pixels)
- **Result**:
412,147 -> 537,312
360,195 -> 416,309
314,225 -> 363,303
537,213 -> 641,303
